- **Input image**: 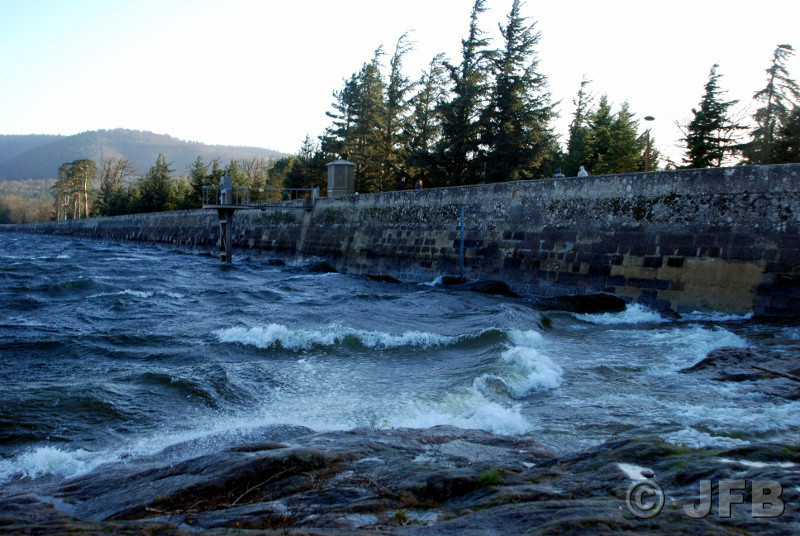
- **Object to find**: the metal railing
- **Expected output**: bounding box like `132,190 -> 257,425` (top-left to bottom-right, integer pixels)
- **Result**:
202,186 -> 319,207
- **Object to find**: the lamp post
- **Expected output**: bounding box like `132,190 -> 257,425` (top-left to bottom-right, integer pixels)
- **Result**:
644,115 -> 655,172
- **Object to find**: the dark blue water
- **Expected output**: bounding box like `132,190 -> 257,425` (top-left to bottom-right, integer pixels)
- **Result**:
1,232 -> 798,486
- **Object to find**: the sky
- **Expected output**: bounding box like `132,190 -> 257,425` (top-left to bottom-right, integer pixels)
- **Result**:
1,0 -> 799,165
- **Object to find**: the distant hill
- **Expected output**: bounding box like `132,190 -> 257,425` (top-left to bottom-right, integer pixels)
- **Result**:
0,129 -> 288,181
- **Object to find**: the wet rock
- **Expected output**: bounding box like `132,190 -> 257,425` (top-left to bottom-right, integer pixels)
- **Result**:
365,274 -> 401,283
306,261 -> 338,273
439,278 -> 518,297
680,346 -> 800,399
533,293 -> 627,314
2,429 -> 798,535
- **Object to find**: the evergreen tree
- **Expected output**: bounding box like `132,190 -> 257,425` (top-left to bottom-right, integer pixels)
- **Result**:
682,64 -> 743,168
481,0 -> 558,182
53,163 -> 77,221
321,73 -> 361,159
435,0 -> 492,185
563,77 -> 593,176
136,154 -> 175,213
297,136 -> 328,193
53,159 -> 96,220
773,106 -> 800,163
188,156 -> 210,208
584,95 -> 614,174
269,156 -> 300,198
353,49 -> 388,192
406,53 -> 449,187
209,159 -> 226,188
604,102 -> 646,173
320,49 -> 387,192
378,33 -> 415,189
172,177 -> 194,210
226,159 -> 248,187
742,44 -> 800,164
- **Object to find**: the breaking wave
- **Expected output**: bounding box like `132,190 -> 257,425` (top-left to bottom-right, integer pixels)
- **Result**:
215,323 -> 477,351
574,303 -> 669,325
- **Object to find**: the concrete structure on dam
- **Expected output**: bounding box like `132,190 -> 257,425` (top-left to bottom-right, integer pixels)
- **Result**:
5,163 -> 799,317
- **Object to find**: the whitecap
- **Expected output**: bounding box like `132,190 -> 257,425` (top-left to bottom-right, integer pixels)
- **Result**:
663,428 -> 751,449
419,275 -> 446,287
496,346 -> 563,397
399,394 -> 530,436
215,323 -> 459,351
87,289 -> 154,300
575,303 -> 669,325
0,446 -> 99,483
683,311 -> 754,323
507,328 -> 544,347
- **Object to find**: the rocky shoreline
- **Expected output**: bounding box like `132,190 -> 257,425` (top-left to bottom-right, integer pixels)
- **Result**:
1,420 -> 798,535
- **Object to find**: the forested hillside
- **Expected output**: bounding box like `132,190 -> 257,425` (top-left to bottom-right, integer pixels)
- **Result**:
0,129 -> 285,181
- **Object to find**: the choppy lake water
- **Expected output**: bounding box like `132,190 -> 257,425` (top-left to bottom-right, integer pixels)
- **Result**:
1,232 -> 798,488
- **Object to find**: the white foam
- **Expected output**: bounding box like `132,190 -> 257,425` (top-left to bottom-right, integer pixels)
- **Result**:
718,458 -> 797,469
663,429 -> 751,449
400,396 -> 530,436
0,446 -> 99,483
611,325 -> 749,373
507,328 -> 544,347
215,323 -> 459,351
497,346 -> 563,397
676,400 -> 800,435
89,289 -> 185,299
683,311 -> 754,323
575,304 -> 669,325
419,275 -> 446,287
391,328 -> 557,434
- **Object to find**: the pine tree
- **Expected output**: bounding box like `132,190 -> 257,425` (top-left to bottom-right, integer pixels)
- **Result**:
435,0 -> 492,186
188,156 -> 210,208
53,159 -> 96,220
378,33 -> 415,189
563,77 -> 593,176
481,0 -> 558,182
321,73 -> 361,159
604,102 -> 646,173
136,154 -> 175,213
772,106 -> 800,163
682,64 -> 743,168
355,50 -> 388,192
406,53 -> 449,187
584,95 -> 614,174
742,44 -> 800,164
320,49 -> 387,192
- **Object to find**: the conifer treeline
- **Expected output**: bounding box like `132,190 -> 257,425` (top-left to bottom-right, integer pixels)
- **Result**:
38,1 -> 799,222
310,0 -> 799,188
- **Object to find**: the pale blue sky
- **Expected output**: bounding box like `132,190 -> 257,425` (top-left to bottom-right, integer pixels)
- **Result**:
1,0 -> 798,163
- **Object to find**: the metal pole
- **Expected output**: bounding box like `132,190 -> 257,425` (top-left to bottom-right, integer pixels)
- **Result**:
218,208 -> 234,263
644,115 -> 655,172
460,207 -> 465,279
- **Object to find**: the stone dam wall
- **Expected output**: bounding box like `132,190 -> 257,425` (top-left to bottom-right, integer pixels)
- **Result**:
5,163 -> 799,316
